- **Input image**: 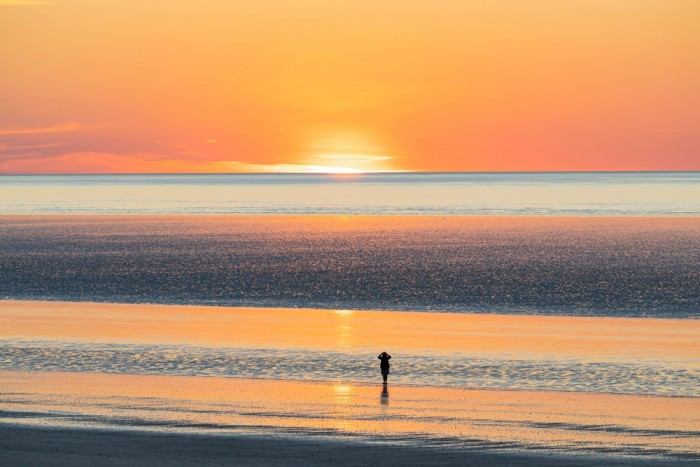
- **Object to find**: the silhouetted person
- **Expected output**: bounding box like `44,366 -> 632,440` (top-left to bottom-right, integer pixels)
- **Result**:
378,351 -> 391,384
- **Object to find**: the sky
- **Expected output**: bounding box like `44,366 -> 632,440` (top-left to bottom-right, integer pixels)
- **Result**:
1,0 -> 699,173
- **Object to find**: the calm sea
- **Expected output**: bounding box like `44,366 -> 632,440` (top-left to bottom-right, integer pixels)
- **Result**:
1,172 -> 699,215
1,173 -> 699,402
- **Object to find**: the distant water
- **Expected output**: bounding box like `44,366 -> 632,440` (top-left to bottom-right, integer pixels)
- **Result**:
1,216 -> 698,318
1,172 -> 699,215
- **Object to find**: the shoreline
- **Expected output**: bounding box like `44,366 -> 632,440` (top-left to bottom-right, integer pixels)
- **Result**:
4,423 -> 698,467
2,215 -> 699,463
1,371 -> 698,464
2,299 -> 699,397
2,366 -> 700,401
2,297 -> 699,321
4,424 -> 696,467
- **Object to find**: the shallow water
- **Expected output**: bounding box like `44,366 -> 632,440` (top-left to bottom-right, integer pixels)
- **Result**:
1,172 -> 699,215
2,301 -> 699,460
2,301 -> 698,396
3,341 -> 697,396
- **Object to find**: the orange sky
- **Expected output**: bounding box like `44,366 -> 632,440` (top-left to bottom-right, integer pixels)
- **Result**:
1,0 -> 699,173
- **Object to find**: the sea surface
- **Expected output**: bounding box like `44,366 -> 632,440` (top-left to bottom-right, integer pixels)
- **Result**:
1,172 -> 699,215
1,216 -> 698,318
1,174 -> 699,458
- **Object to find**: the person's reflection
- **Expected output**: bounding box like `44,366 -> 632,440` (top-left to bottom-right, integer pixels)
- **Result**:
380,384 -> 389,405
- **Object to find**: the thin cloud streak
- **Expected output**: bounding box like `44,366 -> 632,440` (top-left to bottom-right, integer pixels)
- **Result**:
0,122 -> 89,136
0,142 -> 64,152
0,151 -> 410,174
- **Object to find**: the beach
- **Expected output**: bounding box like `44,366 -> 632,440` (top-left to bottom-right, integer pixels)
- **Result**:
4,0 -> 700,461
2,378 -> 698,467
6,426 -> 694,467
1,300 -> 699,465
1,214 -> 699,464
2,370 -> 699,465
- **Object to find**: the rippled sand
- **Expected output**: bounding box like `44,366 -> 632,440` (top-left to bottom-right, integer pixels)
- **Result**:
1,301 -> 699,463
1,215 -> 699,316
1,371 -> 698,463
2,214 -> 699,464
2,300 -> 699,395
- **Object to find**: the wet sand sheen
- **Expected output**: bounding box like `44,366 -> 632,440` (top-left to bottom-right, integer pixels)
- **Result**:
2,300 -> 698,360
1,371 -> 698,462
1,299 -> 699,462
2,300 -> 699,396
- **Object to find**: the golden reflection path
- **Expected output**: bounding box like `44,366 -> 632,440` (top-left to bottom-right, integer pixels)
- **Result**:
1,300 -> 698,363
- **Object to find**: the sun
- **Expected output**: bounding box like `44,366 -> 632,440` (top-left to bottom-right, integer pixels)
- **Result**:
302,154 -> 400,173
306,165 -> 366,174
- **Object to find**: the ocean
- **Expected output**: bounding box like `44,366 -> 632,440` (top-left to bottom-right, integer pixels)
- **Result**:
1,173 -> 698,414
1,216 -> 698,318
1,172 -> 699,215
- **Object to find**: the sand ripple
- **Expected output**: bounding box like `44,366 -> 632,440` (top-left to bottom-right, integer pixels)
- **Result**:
2,340 -> 697,396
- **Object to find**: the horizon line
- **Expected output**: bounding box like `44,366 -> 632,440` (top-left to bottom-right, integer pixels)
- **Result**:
1,170 -> 699,176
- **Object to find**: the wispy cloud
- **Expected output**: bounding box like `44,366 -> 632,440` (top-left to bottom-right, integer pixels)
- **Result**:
0,121 -> 88,136
0,149 -> 411,174
0,151 -> 189,174
0,151 -> 285,174
0,142 -> 64,152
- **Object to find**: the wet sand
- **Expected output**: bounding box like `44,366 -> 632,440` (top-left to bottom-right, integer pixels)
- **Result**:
1,301 -> 699,463
2,300 -> 699,394
1,371 -> 698,465
3,299 -> 698,359
1,213 -> 699,464
2,425 -> 696,467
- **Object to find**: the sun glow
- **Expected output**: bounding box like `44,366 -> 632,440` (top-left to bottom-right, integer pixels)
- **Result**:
306,165 -> 366,174
2,1 -> 697,173
303,153 -> 401,173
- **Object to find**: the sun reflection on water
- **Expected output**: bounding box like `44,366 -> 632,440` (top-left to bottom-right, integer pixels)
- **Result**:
332,384 -> 355,431
334,309 -> 355,348
333,384 -> 352,396
333,310 -> 353,317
